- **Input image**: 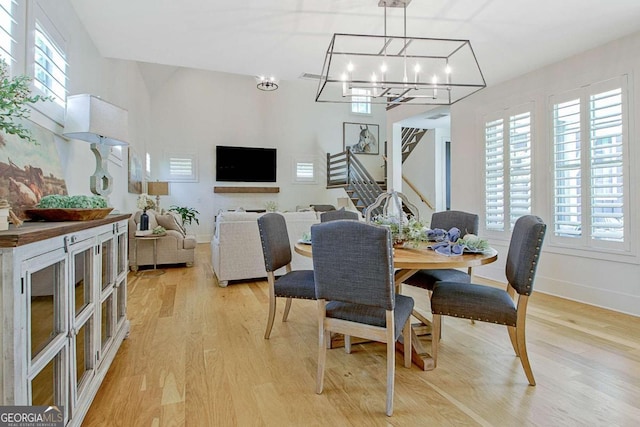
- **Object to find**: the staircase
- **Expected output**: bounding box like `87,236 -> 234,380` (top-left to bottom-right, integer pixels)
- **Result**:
401,127 -> 428,162
327,127 -> 429,216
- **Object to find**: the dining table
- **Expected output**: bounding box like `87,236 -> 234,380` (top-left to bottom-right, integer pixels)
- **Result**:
294,241 -> 498,371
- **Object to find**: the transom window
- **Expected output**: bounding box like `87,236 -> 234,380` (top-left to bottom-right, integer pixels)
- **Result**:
351,88 -> 371,115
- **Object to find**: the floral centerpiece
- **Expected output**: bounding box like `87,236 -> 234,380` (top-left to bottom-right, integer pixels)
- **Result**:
371,213 -> 429,247
136,193 -> 156,211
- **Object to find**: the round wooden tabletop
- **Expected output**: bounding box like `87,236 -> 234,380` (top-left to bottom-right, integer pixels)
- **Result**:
294,242 -> 498,270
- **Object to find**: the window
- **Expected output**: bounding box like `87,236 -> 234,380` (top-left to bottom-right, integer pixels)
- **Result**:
293,158 -> 316,184
33,21 -> 66,106
552,77 -> 627,247
165,152 -> 198,182
145,152 -> 151,178
484,106 -> 532,234
0,0 -> 14,62
351,88 -> 371,115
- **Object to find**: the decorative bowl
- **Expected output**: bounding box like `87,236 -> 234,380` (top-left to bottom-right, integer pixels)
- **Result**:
24,208 -> 114,221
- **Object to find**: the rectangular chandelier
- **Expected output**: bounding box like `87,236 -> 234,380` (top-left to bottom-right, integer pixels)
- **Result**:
315,1 -> 486,106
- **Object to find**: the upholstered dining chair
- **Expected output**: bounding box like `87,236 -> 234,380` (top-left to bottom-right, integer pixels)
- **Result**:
430,215 -> 546,385
320,207 -> 359,222
257,213 -> 316,339
404,210 -> 480,291
311,220 -> 414,416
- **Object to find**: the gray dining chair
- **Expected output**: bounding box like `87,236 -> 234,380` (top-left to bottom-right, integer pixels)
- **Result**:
320,207 -> 359,222
430,215 -> 546,385
311,220 -> 414,416
404,210 -> 480,291
257,213 -> 316,339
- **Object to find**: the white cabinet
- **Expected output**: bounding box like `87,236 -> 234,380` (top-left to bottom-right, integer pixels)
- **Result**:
0,214 -> 130,426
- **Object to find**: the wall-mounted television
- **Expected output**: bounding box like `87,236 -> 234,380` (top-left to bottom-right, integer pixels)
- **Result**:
216,145 -> 277,182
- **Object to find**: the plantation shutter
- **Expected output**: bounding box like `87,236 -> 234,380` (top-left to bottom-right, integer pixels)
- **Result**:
34,22 -> 67,106
485,118 -> 504,231
553,98 -> 581,237
589,88 -> 623,241
0,0 -> 14,62
508,112 -> 532,229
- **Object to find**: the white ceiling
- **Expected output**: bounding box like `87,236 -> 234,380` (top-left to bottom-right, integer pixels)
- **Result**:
69,0 -> 640,87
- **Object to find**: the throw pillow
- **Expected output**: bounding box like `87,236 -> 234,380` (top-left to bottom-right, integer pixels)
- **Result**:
156,214 -> 186,236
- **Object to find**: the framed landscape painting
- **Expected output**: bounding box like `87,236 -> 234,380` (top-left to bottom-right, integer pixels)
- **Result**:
0,119 -> 68,219
343,122 -> 379,155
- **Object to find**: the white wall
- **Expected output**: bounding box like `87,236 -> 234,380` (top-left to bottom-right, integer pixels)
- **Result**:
146,69 -> 387,241
450,31 -> 640,316
24,1 -> 151,216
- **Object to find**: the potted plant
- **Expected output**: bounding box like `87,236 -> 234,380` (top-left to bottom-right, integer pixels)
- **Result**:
169,205 -> 200,226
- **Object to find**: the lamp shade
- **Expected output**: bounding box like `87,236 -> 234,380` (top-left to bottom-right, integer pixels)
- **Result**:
63,94 -> 129,146
147,181 -> 169,196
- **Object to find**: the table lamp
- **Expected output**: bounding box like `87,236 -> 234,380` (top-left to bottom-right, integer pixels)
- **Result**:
147,181 -> 169,212
63,94 -> 129,205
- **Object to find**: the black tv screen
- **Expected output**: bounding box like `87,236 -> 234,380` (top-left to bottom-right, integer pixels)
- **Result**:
216,145 -> 277,182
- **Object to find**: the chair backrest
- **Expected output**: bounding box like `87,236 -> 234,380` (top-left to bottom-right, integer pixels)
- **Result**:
311,220 -> 395,310
320,208 -> 359,222
505,215 -> 547,296
257,213 -> 292,272
431,210 -> 479,237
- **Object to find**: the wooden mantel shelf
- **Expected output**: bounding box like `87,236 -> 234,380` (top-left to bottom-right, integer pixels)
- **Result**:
214,186 -> 280,194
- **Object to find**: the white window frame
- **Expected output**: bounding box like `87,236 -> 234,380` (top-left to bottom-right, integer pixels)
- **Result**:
0,0 -> 15,63
548,75 -> 630,254
483,103 -> 534,240
164,151 -> 198,182
292,157 -> 317,184
26,3 -> 67,124
351,88 -> 371,115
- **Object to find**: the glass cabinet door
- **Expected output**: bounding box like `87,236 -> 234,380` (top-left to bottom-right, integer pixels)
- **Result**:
116,224 -> 128,278
69,240 -> 96,417
97,230 -> 117,362
24,249 -> 69,420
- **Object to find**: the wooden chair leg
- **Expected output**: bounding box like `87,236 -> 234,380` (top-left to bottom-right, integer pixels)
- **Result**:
385,311 -> 395,417
507,325 -> 519,356
344,335 -> 351,354
431,314 -> 441,367
317,301 -> 327,394
264,276 -> 277,339
282,297 -> 293,322
515,308 -> 535,385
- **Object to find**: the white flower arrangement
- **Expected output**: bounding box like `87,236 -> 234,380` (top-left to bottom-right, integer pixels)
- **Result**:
136,193 -> 156,211
372,213 -> 429,247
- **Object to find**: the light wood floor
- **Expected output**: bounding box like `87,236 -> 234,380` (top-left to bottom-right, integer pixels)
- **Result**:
83,244 -> 640,426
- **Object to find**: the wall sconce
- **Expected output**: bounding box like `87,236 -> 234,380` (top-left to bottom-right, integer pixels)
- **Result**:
147,181 -> 170,212
63,94 -> 129,204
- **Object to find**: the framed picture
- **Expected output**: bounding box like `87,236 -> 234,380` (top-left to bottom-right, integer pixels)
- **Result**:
343,122 -> 379,155
128,148 -> 143,194
0,119 -> 68,219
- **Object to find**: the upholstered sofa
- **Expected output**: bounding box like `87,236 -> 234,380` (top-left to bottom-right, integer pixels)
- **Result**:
128,210 -> 197,271
211,211 -> 321,287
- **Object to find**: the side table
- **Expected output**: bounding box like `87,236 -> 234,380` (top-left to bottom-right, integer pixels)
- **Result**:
134,235 -> 165,276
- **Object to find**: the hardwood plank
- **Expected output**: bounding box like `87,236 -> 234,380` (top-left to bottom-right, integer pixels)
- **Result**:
82,244 -> 640,426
